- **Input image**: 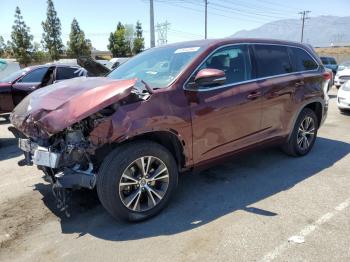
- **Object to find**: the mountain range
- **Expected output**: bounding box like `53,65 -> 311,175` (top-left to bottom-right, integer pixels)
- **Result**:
231,16 -> 350,47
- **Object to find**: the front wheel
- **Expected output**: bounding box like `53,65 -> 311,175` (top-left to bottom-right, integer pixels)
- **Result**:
282,108 -> 318,157
97,141 -> 178,222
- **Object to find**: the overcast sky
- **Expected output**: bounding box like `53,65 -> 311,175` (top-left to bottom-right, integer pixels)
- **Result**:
0,0 -> 349,50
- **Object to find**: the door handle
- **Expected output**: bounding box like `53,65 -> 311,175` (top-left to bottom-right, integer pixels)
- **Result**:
247,91 -> 262,100
295,80 -> 304,87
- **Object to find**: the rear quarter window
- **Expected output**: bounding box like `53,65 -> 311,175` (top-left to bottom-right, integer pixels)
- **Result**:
253,45 -> 292,78
290,47 -> 318,72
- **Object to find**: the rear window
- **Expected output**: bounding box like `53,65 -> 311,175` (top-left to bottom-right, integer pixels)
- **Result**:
253,45 -> 292,78
290,47 -> 318,72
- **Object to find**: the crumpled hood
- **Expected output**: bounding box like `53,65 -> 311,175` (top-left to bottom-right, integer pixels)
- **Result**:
11,77 -> 137,138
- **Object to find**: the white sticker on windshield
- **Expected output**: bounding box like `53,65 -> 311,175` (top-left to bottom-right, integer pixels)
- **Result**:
174,47 -> 200,54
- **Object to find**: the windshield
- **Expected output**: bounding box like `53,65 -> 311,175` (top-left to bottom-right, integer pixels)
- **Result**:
107,46 -> 203,88
0,68 -> 29,83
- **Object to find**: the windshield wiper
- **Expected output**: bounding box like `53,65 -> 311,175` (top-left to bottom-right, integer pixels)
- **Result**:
141,80 -> 154,94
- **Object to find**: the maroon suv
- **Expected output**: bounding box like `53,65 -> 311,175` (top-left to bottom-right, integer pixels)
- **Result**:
10,38 -> 329,221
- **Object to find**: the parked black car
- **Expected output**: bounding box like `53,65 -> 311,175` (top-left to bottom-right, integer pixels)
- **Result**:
320,56 -> 338,75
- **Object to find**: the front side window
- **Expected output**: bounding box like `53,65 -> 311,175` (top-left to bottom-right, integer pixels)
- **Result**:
197,45 -> 252,86
290,47 -> 318,72
253,45 -> 292,78
56,67 -> 82,80
107,46 -> 203,88
18,67 -> 48,83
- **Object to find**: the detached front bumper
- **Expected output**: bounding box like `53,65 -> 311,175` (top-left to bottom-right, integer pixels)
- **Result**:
11,132 -> 96,190
18,138 -> 61,168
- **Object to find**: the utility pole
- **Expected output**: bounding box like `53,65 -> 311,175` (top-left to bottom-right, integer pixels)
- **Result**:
150,0 -> 155,47
299,10 -> 311,43
204,0 -> 208,39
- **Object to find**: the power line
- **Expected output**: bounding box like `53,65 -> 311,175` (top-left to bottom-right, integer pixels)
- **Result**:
155,0 -> 298,25
214,0 -> 297,16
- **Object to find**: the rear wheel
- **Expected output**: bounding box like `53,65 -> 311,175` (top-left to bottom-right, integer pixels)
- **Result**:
282,108 -> 318,157
97,141 -> 178,222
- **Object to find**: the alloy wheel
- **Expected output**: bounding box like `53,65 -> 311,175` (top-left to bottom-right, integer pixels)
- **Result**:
118,156 -> 170,212
297,116 -> 315,150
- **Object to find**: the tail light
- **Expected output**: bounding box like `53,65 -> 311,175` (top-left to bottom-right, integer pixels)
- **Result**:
323,71 -> 332,81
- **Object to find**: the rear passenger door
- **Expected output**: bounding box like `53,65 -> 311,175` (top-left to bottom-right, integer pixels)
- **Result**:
253,44 -> 300,138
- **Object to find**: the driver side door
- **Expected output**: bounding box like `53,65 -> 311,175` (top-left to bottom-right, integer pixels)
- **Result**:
185,44 -> 263,165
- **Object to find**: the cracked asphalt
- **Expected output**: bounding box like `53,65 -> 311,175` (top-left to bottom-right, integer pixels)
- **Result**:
0,87 -> 349,262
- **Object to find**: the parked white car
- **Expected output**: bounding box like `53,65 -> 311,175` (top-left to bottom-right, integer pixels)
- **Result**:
337,61 -> 350,71
0,59 -> 20,80
337,80 -> 350,112
334,68 -> 350,89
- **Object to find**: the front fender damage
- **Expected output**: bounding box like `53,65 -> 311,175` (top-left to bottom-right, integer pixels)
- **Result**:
88,106 -> 133,147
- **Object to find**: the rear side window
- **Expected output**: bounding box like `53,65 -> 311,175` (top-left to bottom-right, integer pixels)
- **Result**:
290,47 -> 318,71
253,45 -> 292,78
18,67 -> 48,83
56,67 -> 82,80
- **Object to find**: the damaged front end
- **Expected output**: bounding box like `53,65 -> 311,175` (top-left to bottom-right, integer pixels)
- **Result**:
9,77 -> 150,215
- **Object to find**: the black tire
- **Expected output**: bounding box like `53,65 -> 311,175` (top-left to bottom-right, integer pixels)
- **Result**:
282,108 -> 318,157
97,140 -> 178,222
339,108 -> 348,113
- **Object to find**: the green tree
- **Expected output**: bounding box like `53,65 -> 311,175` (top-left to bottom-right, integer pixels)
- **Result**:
66,18 -> 92,58
132,21 -> 145,55
41,0 -> 63,60
11,7 -> 33,65
0,36 -> 6,57
32,42 -> 50,63
5,41 -> 14,58
108,22 -> 129,57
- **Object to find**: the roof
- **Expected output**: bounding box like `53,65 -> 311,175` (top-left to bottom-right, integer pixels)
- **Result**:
157,38 -> 311,50
27,63 -> 82,70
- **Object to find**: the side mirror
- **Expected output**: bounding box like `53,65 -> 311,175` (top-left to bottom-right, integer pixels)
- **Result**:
194,68 -> 226,88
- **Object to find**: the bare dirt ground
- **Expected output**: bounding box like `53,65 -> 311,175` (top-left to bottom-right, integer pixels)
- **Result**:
0,87 -> 349,262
